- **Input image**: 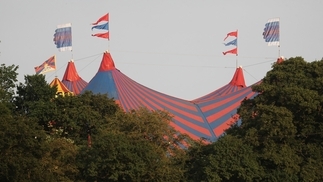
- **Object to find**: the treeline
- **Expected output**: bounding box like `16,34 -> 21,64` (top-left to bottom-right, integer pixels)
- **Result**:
0,57 -> 323,182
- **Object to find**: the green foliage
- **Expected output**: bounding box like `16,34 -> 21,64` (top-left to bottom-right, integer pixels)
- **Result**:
77,108 -> 191,182
40,138 -> 79,182
185,57 -> 323,181
0,102 -> 48,182
185,135 -> 263,182
51,91 -> 121,144
14,74 -> 57,116
233,57 -> 323,181
0,64 -> 18,109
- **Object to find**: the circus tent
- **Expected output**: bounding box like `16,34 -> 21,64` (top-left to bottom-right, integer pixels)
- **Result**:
82,51 -> 259,141
62,60 -> 88,95
50,77 -> 74,97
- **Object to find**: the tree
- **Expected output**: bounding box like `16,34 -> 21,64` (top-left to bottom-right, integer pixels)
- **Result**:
77,108 -> 192,182
185,135 -> 263,182
0,63 -> 18,109
233,57 -> 323,181
0,102 -> 49,182
184,57 -> 323,181
14,74 -> 57,115
51,91 -> 121,144
40,138 -> 79,182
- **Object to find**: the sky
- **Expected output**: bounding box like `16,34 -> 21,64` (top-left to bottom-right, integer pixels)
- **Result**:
1,0 -> 322,100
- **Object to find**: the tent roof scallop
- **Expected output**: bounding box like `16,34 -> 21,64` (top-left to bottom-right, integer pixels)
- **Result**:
62,60 -> 88,95
192,66 -> 246,102
82,51 -> 258,141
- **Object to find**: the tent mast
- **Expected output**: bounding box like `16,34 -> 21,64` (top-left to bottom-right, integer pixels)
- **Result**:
236,29 -> 238,68
278,17 -> 281,58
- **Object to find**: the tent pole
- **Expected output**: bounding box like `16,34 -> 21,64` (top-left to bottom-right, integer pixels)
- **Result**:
236,29 -> 238,68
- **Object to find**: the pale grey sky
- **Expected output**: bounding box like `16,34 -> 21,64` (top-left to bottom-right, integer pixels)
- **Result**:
1,0 -> 322,100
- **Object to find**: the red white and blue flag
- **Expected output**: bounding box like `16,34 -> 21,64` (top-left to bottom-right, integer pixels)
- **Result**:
263,18 -> 280,46
223,30 -> 238,55
91,13 -> 109,40
34,55 -> 56,74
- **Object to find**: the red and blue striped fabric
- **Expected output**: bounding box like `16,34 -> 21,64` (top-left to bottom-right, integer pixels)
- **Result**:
192,66 -> 246,102
53,23 -> 72,52
263,18 -> 280,46
82,51 -> 259,141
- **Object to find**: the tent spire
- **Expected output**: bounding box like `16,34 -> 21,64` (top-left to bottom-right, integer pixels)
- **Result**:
229,66 -> 246,87
98,51 -> 116,71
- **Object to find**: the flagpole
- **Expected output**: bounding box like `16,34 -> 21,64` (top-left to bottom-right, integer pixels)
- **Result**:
236,29 -> 238,68
71,23 -> 74,60
108,14 -> 110,51
54,55 -> 57,77
278,17 -> 281,57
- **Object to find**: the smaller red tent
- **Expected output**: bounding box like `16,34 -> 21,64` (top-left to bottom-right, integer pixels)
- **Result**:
62,60 -> 88,95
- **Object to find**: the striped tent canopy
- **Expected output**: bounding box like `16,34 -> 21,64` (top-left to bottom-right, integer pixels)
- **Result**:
82,51 -> 259,141
50,77 -> 74,97
192,66 -> 246,102
62,60 -> 88,95
192,84 -> 258,137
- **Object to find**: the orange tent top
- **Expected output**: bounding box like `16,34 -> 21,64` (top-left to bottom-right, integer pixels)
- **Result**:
50,77 -> 74,96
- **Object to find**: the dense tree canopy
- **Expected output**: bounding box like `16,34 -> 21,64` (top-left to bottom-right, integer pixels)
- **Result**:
186,57 -> 323,181
0,64 -> 18,108
1,67 -> 192,181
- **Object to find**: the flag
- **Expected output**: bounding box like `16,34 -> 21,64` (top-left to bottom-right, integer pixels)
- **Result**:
263,18 -> 279,46
92,22 -> 109,30
92,32 -> 109,39
91,13 -> 109,40
34,55 -> 56,74
223,30 -> 238,41
222,48 -> 237,55
53,23 -> 72,51
92,13 -> 109,25
224,39 -> 237,46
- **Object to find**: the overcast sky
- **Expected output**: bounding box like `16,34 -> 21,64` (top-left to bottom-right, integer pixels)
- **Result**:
1,0 -> 322,100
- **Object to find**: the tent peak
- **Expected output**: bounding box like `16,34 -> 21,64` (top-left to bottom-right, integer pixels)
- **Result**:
50,77 -> 74,96
99,51 -> 116,71
62,61 -> 88,95
229,67 -> 246,87
276,56 -> 284,64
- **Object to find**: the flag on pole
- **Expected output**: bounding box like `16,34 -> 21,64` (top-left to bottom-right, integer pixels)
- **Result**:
263,18 -> 280,46
91,13 -> 109,40
91,22 -> 109,30
92,13 -> 109,25
223,30 -> 238,41
224,39 -> 237,46
222,48 -> 237,55
34,55 -> 56,74
223,30 -> 238,56
92,32 -> 109,39
53,23 -> 72,51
